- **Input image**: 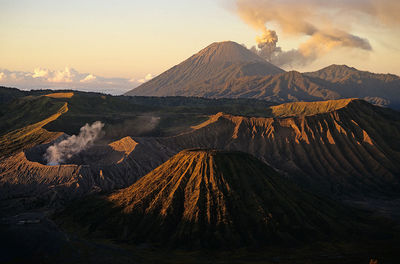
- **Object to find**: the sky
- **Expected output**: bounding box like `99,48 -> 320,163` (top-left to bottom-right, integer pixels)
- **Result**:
1,0 -> 399,94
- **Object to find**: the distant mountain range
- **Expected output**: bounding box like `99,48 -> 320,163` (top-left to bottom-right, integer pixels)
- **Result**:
125,41 -> 400,110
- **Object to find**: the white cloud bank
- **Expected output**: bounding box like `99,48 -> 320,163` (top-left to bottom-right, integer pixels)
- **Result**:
0,67 -> 154,95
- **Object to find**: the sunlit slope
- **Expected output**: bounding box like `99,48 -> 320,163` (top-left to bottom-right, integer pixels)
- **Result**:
269,98 -> 355,117
58,150 -> 358,248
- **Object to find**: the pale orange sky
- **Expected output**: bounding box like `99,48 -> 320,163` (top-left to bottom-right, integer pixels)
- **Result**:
1,0 -> 399,94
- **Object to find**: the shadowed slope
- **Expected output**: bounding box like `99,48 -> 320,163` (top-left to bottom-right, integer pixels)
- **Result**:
58,150 -> 360,249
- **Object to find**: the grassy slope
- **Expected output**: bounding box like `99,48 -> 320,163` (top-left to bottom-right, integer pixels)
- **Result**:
0,102 -> 68,158
0,95 -> 66,135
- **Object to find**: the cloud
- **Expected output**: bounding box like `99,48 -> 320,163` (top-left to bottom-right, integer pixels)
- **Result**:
234,0 -> 399,67
80,74 -> 97,83
0,67 -> 155,95
32,68 -> 49,78
138,73 -> 154,83
47,67 -> 77,83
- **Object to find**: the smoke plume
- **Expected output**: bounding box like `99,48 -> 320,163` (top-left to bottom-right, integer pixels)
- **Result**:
235,0 -> 400,67
45,121 -> 105,165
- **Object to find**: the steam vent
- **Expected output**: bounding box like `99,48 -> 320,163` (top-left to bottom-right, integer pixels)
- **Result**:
57,149 -> 355,249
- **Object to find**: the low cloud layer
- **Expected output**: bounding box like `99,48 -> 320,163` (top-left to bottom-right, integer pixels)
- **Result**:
235,0 -> 400,67
44,121 -> 104,165
0,67 -> 154,95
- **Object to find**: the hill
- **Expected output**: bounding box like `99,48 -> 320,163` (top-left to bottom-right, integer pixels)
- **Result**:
57,150 -> 359,248
125,41 -> 284,96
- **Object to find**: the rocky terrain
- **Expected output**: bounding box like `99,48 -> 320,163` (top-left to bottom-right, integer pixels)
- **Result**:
57,150 -> 372,249
2,95 -> 399,216
0,134 -> 174,215
136,99 -> 400,198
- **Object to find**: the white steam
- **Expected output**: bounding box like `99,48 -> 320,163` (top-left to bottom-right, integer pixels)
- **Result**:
44,121 -> 105,165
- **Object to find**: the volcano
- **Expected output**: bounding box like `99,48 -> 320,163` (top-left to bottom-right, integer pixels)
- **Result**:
125,41 -> 284,97
58,149 -> 356,248
125,41 -> 400,110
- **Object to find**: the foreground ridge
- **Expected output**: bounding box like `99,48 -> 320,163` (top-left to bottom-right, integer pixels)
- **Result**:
58,150 -> 359,248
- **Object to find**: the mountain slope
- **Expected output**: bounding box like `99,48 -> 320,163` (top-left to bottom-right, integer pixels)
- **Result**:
58,150 -> 357,248
305,65 -> 400,108
133,99 -> 400,198
125,41 -> 284,96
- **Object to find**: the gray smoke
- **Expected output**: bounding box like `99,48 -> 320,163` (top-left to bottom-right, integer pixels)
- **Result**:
234,0 -> 400,67
249,28 -> 372,67
45,121 -> 105,165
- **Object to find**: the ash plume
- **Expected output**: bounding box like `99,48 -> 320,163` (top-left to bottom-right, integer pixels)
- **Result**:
44,121 -> 105,165
234,0 -> 400,67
